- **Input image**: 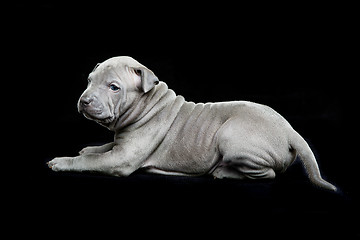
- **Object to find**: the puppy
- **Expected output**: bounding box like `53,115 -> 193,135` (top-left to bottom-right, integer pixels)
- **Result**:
48,56 -> 336,191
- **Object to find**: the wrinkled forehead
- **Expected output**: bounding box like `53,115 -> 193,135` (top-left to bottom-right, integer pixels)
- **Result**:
88,56 -> 143,81
88,64 -> 117,82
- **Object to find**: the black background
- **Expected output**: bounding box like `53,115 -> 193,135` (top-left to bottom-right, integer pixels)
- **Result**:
6,3 -> 358,238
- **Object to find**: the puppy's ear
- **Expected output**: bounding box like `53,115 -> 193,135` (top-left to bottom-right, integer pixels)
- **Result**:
133,67 -> 159,93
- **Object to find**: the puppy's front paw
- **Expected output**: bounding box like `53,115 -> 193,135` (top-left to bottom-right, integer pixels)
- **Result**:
47,157 -> 74,171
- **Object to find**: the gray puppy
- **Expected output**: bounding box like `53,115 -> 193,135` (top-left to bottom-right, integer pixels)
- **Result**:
47,56 -> 336,191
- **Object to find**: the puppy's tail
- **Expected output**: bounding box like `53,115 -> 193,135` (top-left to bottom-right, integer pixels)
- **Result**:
289,131 -> 337,191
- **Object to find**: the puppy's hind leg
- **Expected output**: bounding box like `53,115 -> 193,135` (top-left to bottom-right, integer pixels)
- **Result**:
238,164 -> 276,180
212,163 -> 245,180
212,157 -> 276,180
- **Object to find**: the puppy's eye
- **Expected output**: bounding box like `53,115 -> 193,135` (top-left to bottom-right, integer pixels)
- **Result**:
109,84 -> 120,92
134,69 -> 141,76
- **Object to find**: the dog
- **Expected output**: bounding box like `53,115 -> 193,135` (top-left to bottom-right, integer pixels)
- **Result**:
47,56 -> 336,191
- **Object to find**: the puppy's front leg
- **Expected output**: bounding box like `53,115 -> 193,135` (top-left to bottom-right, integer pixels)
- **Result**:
47,148 -> 137,177
79,142 -> 115,155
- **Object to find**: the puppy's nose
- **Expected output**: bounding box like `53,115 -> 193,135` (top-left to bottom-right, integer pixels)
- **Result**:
80,96 -> 93,106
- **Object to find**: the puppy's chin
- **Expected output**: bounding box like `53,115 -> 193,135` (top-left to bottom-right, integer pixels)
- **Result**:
82,111 -> 114,125
95,115 -> 115,125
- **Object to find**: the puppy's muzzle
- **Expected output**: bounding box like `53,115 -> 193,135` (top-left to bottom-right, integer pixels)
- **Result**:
78,96 -> 92,114
79,96 -> 93,108
78,95 -> 102,115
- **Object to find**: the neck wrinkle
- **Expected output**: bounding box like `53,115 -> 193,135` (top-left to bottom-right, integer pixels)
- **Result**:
113,82 -> 171,132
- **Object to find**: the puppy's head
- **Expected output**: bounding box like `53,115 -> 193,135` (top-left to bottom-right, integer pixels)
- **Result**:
77,56 -> 159,128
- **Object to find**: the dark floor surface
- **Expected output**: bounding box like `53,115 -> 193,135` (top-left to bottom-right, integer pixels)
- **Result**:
6,3 -> 358,238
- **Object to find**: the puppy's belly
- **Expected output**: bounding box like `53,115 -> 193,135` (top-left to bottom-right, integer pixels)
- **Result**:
143,145 -> 222,176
